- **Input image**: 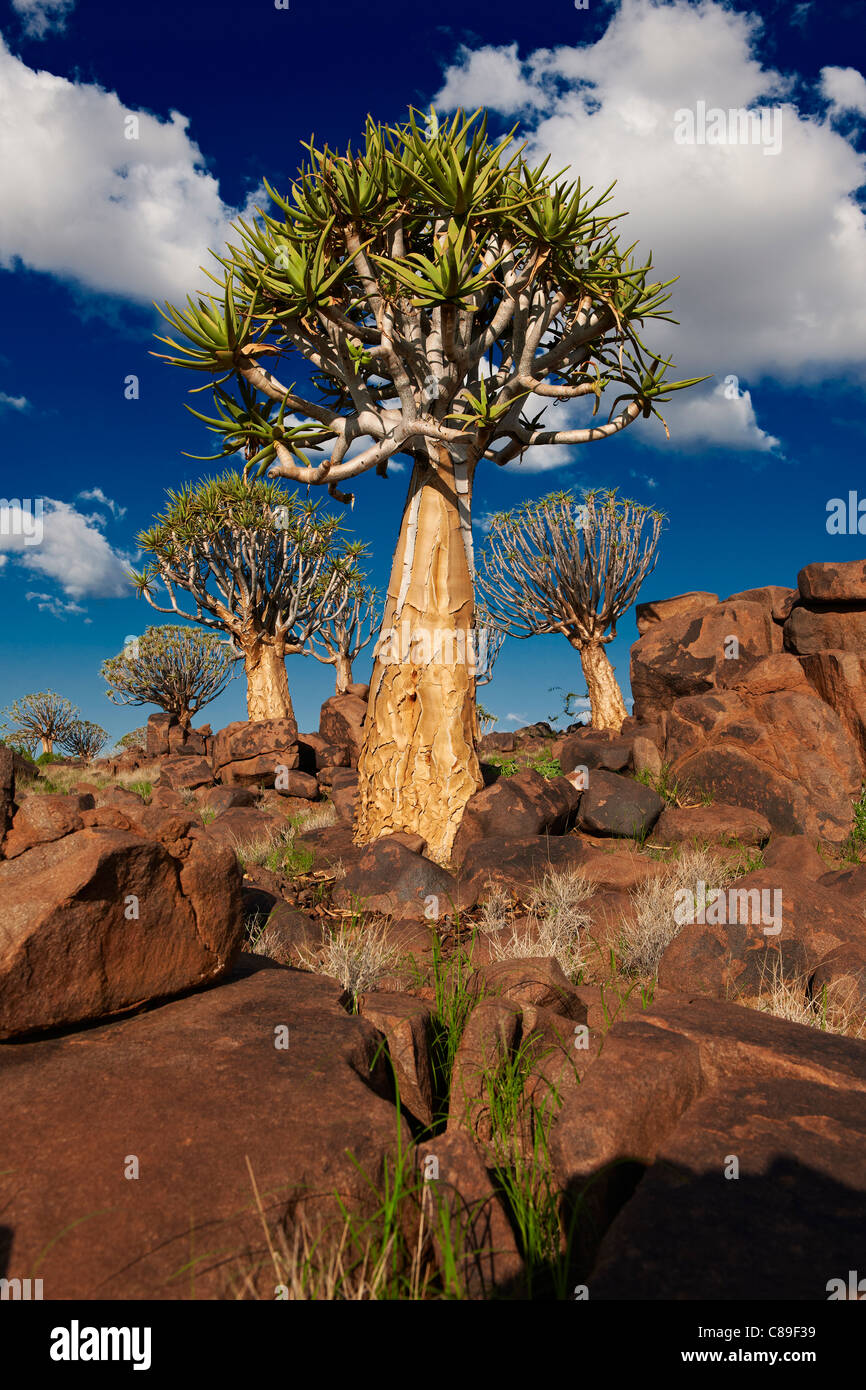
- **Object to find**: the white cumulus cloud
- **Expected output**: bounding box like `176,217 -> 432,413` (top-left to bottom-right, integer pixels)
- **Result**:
434,0 -> 866,455
820,65 -> 866,117
0,35 -> 261,304
77,487 -> 127,520
0,499 -> 134,601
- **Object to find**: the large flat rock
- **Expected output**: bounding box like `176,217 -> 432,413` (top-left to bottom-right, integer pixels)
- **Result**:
0,961 -> 410,1299
550,993 -> 866,1299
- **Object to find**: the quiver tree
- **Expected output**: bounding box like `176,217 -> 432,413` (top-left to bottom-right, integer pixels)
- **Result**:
60,719 -> 109,760
131,474 -> 355,722
2,691 -> 79,756
477,489 -> 664,731
116,727 -> 148,753
0,726 -> 38,758
101,624 -> 240,731
306,571 -> 381,693
155,108 -> 701,860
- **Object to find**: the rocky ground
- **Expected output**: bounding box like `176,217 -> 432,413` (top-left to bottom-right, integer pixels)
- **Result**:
2,559 -> 866,1300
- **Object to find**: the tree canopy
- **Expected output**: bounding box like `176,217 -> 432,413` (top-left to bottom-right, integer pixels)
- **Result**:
101,624 -> 239,728
155,107 -> 704,502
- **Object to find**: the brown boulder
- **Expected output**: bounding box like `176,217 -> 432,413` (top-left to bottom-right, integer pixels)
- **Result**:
333,837 -> 461,922
651,802 -> 771,847
784,605 -> 866,656
200,785 -> 257,813
800,650 -> 866,770
723,585 -> 797,622
319,693 -> 367,765
665,687 -> 861,841
797,558 -> 866,604
550,1020 -> 705,1275
256,900 -> 326,967
360,991 -> 437,1128
762,834 -> 827,879
415,1129 -> 524,1298
273,768 -> 319,800
204,806 -> 284,853
590,1076 -> 866,1300
145,711 -> 174,759
212,718 -> 300,787
0,826 -> 243,1039
634,590 -> 719,636
478,731 -> 515,754
577,770 -> 663,839
474,956 -> 588,1020
297,734 -> 349,771
462,836 -> 661,901
631,601 -> 781,718
451,769 -> 580,866
559,729 -> 632,775
657,868 -> 863,1000
448,998 -> 522,1139
156,755 -> 214,791
0,962 -> 410,1297
2,791 -> 95,859
331,783 -> 358,825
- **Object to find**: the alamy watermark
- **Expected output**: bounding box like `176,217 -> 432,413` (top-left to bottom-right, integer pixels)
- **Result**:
674,102 -> 783,156
0,497 -> 43,546
826,492 -> 866,535
674,881 -> 782,935
376,621 -> 499,672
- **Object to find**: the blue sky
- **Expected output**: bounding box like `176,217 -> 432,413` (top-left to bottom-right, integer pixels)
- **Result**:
1,0 -> 865,743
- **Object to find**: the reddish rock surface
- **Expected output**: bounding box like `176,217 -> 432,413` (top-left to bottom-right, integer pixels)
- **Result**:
319,693 -> 367,764
0,826 -> 243,1039
2,791 -> 95,858
577,770 -> 663,839
634,590 -> 719,636
664,687 -> 861,841
784,605 -> 866,656
723,585 -> 796,622
797,558 -> 866,604
415,1129 -> 524,1298
0,962 -> 410,1298
799,650 -> 866,770
360,991 -> 437,1128
451,769 -> 580,866
631,601 -> 781,717
552,994 -> 866,1297
212,718 -> 300,787
651,802 -> 771,847
333,836 -> 462,921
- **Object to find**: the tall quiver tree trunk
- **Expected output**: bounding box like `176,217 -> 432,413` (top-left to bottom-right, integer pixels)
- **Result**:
577,639 -> 628,732
244,636 -> 295,723
355,445 -> 482,864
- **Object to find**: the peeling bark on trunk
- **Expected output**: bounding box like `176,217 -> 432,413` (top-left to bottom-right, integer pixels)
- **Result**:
355,447 -> 482,865
244,640 -> 295,723
334,653 -> 353,694
41,738 -> 52,756
579,640 -> 628,732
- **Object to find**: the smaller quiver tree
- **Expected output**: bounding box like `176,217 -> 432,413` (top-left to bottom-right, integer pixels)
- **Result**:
131,473 -> 354,722
61,719 -> 109,760
477,489 -> 664,731
101,625 -> 239,731
305,557 -> 381,693
2,691 -> 79,756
